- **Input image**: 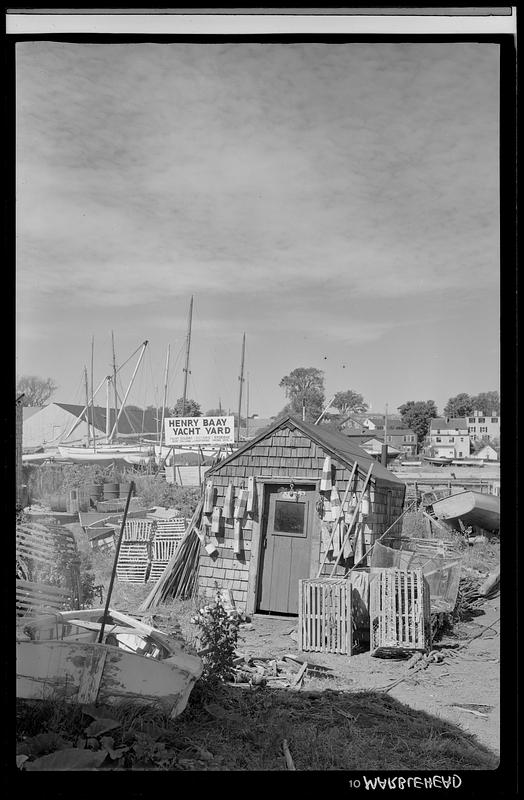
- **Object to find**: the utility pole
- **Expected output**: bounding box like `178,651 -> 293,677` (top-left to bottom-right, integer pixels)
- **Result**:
111,330 -> 118,443
237,333 -> 245,444
160,344 -> 170,455
182,296 -> 193,416
84,366 -> 91,447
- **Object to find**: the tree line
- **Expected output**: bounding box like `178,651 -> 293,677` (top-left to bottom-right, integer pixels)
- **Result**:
16,373 -> 499,450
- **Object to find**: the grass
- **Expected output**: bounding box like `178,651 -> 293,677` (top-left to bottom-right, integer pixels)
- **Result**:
16,685 -> 498,771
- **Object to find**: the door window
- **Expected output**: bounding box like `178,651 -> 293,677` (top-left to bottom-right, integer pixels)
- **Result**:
273,500 -> 306,536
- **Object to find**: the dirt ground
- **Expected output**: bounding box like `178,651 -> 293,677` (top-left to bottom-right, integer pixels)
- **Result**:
234,600 -> 500,758
63,520 -> 500,762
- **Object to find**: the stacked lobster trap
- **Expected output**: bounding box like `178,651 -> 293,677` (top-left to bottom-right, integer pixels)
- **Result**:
114,517 -> 187,583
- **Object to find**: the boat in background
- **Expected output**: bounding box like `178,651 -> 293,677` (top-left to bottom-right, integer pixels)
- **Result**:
431,490 -> 500,532
17,608 -> 203,718
423,456 -> 454,466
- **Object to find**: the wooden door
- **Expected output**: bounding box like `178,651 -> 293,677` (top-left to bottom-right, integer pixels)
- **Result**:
257,484 -> 316,615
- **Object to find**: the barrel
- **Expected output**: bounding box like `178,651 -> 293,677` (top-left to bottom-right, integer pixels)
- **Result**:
85,482 -> 103,501
49,492 -> 67,512
103,482 -> 119,500
119,482 -> 133,498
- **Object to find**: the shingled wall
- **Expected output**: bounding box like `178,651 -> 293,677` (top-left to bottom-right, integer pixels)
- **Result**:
197,422 -> 405,610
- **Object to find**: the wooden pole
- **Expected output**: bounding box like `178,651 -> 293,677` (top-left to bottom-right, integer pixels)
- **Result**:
105,376 -> 111,441
236,333 -> 245,444
182,296 -> 193,416
91,335 -> 96,452
329,463 -> 374,577
246,373 -> 249,440
111,330 -> 118,443
97,481 -> 135,643
160,344 -> 170,464
316,461 -> 358,578
108,341 -> 148,441
84,366 -> 91,447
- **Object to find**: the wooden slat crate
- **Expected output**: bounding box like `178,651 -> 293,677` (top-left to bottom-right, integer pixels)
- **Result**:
116,541 -> 150,583
16,578 -> 72,616
147,523 -> 185,582
298,578 -> 353,655
122,519 -> 156,542
369,568 -> 431,657
154,518 -> 186,538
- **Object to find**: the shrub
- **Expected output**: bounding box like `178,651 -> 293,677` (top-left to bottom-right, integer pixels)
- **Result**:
132,476 -> 200,515
195,599 -> 239,687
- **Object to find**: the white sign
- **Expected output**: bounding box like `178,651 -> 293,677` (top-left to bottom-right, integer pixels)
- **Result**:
164,416 -> 235,446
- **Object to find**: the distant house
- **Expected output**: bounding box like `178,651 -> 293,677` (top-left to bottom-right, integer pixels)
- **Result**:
344,427 -> 417,457
22,402 -> 161,450
467,410 -> 500,443
474,443 -> 499,461
427,418 -> 471,458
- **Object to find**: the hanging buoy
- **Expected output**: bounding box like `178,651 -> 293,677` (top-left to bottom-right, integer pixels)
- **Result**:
320,456 -> 332,491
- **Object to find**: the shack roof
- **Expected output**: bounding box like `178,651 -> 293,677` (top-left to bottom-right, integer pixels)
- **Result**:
208,414 -> 404,486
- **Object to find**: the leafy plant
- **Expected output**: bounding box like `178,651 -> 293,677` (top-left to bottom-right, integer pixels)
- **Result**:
196,599 -> 240,686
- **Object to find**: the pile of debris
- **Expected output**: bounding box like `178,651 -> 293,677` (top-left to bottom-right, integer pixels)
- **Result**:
228,652 -> 331,689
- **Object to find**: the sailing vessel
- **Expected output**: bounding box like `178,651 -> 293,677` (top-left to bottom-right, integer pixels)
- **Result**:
423,456 -> 454,466
58,339 -> 154,463
17,608 -> 202,718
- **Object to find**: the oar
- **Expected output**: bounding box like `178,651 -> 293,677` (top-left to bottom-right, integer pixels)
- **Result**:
98,480 -> 135,644
316,461 -> 357,578
329,463 -> 374,577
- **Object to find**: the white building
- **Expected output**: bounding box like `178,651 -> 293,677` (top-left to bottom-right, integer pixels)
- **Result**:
467,411 -> 500,443
427,417 -> 471,458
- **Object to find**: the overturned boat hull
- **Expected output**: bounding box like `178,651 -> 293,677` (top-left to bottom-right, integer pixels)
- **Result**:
431,490 -> 500,532
17,609 -> 203,718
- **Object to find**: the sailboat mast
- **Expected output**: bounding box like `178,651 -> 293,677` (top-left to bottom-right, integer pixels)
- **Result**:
108,341 -> 149,441
84,366 -> 91,447
91,335 -> 96,452
111,331 -> 118,443
106,377 -> 111,441
181,295 -> 193,416
246,372 -> 249,440
236,333 -> 245,444
160,344 -> 171,449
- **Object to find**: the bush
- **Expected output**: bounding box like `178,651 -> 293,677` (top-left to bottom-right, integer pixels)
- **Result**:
132,476 -> 200,515
195,600 -> 239,687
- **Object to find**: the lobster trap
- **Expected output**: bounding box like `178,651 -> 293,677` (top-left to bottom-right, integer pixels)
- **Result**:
369,568 -> 431,657
298,578 -> 353,655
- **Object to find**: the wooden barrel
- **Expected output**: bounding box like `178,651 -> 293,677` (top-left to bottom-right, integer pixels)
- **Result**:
103,482 -> 119,499
85,482 -> 102,501
50,493 -> 67,512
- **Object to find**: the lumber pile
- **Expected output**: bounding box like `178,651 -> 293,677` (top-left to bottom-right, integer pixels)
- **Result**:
138,499 -> 204,611
227,652 -> 332,689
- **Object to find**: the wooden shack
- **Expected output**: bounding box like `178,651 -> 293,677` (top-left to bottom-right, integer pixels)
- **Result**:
196,415 -> 406,616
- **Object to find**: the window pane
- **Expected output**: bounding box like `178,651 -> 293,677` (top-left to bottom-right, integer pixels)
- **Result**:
274,500 -> 305,534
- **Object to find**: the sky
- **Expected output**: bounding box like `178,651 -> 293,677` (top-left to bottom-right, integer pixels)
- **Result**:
16,41 -> 500,418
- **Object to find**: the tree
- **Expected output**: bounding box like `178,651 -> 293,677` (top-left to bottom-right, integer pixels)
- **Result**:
470,391 -> 500,415
443,393 -> 473,418
170,397 -> 201,417
471,435 -> 499,455
332,390 -> 368,416
205,408 -> 223,417
16,375 -> 58,406
398,400 -> 438,448
279,367 -> 325,422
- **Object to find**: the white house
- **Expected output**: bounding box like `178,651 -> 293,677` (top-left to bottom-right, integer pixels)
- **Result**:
467,411 -> 500,443
474,443 -> 499,461
427,417 -> 471,458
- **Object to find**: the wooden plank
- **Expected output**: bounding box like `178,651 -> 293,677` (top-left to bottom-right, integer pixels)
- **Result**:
77,646 -> 108,704
16,579 -> 72,598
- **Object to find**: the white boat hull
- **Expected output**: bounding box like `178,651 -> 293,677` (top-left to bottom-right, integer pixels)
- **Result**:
17,608 -> 203,718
